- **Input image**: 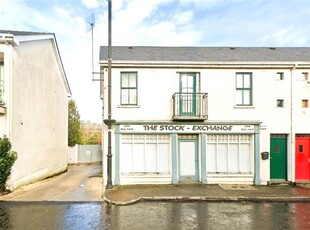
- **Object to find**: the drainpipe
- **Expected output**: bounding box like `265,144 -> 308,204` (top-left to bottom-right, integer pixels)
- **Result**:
290,64 -> 297,184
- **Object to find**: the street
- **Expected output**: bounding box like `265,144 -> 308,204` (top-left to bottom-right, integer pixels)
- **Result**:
0,201 -> 309,230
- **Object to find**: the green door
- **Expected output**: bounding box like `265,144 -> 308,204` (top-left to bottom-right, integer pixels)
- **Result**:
180,73 -> 196,116
270,135 -> 287,180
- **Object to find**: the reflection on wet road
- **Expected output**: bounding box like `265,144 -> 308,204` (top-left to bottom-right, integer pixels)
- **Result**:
0,202 -> 309,230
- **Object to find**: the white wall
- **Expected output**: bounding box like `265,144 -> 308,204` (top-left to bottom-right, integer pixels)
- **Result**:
105,67 -> 309,129
68,145 -> 78,164
8,39 -> 69,189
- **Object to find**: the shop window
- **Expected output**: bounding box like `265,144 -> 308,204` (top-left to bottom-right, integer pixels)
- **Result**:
206,134 -> 252,174
121,134 -> 170,175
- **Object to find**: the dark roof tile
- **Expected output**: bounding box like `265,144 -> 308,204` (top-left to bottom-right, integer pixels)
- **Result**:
100,46 -> 310,63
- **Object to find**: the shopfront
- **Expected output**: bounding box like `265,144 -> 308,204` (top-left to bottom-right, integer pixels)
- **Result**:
114,122 -> 261,185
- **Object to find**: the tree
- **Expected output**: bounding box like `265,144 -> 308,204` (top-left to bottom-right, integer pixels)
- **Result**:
68,99 -> 82,147
83,133 -> 102,145
0,136 -> 17,192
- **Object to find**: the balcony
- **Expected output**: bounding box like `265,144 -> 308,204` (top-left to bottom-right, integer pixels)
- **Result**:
172,93 -> 208,121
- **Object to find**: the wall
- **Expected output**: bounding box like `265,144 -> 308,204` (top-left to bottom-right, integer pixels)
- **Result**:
9,39 -> 69,189
78,145 -> 102,163
68,145 -> 78,164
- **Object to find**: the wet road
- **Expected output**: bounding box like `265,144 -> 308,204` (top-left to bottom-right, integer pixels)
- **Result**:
0,202 -> 309,230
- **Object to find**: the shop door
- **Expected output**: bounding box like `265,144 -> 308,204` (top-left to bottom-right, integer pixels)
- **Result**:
179,139 -> 198,182
270,135 -> 287,180
295,137 -> 310,181
180,74 -> 196,116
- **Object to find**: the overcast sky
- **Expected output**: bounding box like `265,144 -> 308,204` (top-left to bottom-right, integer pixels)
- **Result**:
1,0 -> 310,123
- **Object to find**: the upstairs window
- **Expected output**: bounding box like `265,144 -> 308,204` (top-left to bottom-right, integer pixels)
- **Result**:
302,72 -> 309,81
235,73 -> 252,106
120,72 -> 137,105
302,99 -> 309,108
277,99 -> 284,108
277,72 -> 284,80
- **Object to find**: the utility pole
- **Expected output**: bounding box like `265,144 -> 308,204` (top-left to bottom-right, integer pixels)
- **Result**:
104,0 -> 114,189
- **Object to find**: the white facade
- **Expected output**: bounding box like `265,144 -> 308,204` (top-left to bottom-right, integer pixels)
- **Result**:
100,47 -> 310,186
0,31 -> 71,190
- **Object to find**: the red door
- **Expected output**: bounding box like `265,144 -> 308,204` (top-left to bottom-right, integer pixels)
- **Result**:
295,137 -> 310,181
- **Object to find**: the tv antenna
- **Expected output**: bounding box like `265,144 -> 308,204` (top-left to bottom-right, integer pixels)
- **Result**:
85,13 -> 98,81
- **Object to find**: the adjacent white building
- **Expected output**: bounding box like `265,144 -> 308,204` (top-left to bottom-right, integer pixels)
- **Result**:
0,30 -> 71,190
100,46 -> 310,186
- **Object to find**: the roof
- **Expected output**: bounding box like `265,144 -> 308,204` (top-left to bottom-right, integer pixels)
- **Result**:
99,46 -> 310,63
0,30 -> 52,36
0,30 -> 71,95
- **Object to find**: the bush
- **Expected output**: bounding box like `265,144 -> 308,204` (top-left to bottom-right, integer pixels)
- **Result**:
0,136 -> 17,192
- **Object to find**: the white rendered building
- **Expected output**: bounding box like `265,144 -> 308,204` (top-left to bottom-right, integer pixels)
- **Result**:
0,31 -> 71,190
100,46 -> 310,186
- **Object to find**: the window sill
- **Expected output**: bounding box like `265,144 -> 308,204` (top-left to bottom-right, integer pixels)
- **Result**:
118,105 -> 140,108
234,105 -> 255,109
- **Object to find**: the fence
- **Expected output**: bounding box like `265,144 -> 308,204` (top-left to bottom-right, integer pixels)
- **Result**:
68,144 -> 102,164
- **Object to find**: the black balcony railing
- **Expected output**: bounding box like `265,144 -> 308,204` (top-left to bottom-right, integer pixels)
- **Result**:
172,93 -> 208,120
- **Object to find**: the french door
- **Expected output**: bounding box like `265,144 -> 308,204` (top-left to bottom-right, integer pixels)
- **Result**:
179,73 -> 197,116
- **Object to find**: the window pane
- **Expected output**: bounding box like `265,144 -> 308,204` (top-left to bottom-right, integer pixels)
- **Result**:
302,100 -> 308,108
121,74 -> 129,87
133,144 -> 144,172
277,72 -> 284,80
181,75 -> 194,93
240,144 -> 251,173
206,144 -> 217,173
235,90 -> 243,104
121,144 -> 133,173
128,89 -> 137,104
217,144 -> 228,172
145,143 -> 157,172
236,75 -> 243,88
277,100 -> 284,107
243,74 -> 251,88
129,73 -> 137,87
229,144 -> 239,173
121,89 -> 129,104
243,90 -> 251,105
158,143 -> 170,173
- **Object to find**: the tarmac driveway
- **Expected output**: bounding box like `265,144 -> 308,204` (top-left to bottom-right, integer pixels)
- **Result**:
0,164 -> 103,202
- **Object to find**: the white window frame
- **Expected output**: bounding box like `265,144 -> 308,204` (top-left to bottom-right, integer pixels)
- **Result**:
206,134 -> 253,174
120,134 -> 171,175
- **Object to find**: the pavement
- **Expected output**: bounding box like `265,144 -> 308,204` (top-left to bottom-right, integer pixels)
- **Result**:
0,164 -> 309,205
0,163 -> 103,202
104,183 -> 310,205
